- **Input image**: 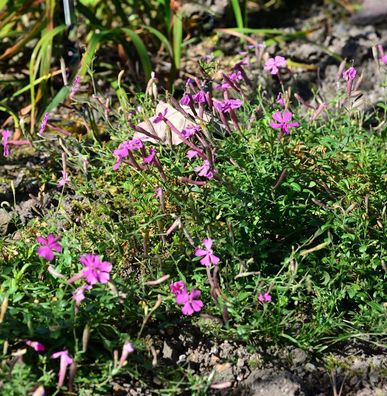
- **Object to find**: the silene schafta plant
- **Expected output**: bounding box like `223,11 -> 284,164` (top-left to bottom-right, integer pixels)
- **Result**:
0,35 -> 385,394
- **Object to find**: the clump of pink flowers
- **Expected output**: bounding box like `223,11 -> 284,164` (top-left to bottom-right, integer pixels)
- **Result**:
170,281 -> 204,316
36,234 -> 62,261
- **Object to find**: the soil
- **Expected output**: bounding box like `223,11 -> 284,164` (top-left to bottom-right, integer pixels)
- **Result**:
111,325 -> 386,395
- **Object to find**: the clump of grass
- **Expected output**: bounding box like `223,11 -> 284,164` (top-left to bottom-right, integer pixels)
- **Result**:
0,45 -> 386,394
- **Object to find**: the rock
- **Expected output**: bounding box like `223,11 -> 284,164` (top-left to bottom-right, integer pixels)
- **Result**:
0,208 -> 11,236
213,362 -> 235,383
291,348 -> 308,365
351,0 -> 387,25
247,370 -> 301,396
162,341 -> 173,360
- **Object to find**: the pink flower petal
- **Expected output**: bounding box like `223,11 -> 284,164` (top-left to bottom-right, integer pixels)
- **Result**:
182,302 -> 194,315
202,238 -> 213,250
191,300 -> 203,312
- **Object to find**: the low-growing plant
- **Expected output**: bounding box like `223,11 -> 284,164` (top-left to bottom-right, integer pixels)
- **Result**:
0,41 -> 386,394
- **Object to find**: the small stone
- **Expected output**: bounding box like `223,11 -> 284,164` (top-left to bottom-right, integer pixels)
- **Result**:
291,348 -> 308,365
210,355 -> 220,366
162,341 -> 173,360
0,208 -> 11,236
304,363 -> 316,372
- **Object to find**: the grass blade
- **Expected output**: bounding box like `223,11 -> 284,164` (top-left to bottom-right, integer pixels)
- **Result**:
230,0 -> 244,29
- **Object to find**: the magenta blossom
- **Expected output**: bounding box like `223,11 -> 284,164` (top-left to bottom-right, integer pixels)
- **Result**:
194,159 -> 214,179
26,340 -> 45,352
381,55 -> 387,65
187,149 -> 199,159
342,66 -> 357,81
182,124 -> 200,139
264,56 -> 287,75
276,93 -> 285,107
119,341 -> 134,367
195,238 -> 220,266
36,234 -> 62,261
70,75 -> 81,99
113,139 -> 144,170
80,254 -> 112,285
1,130 -> 10,157
153,108 -> 168,123
143,147 -> 156,164
228,71 -> 243,81
258,292 -> 272,303
180,94 -> 192,106
170,281 -> 186,295
215,82 -> 232,91
213,99 -> 243,113
269,111 -> 299,135
176,288 -> 203,316
73,284 -> 92,305
38,112 -> 49,136
155,187 -> 163,199
193,90 -> 206,104
51,350 -> 73,388
57,170 -> 70,187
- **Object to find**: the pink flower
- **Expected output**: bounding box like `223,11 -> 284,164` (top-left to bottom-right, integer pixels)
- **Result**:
215,82 -> 231,91
186,78 -> 194,86
187,149 -> 199,159
51,350 -> 73,388
269,111 -> 299,135
155,187 -> 163,199
73,284 -> 92,305
180,94 -> 191,106
213,99 -> 243,113
36,234 -> 62,261
119,341 -> 134,367
176,288 -> 203,316
381,55 -> 387,65
181,125 -> 200,139
228,71 -> 243,81
258,292 -> 272,303
170,281 -> 186,294
342,66 -> 357,81
264,56 -> 287,75
276,93 -> 285,107
80,254 -> 112,285
143,147 -> 156,164
1,130 -> 10,157
195,238 -> 220,266
57,170 -> 70,187
26,340 -> 45,352
38,112 -> 49,136
113,139 -> 144,170
70,75 -> 81,99
194,159 -> 214,179
153,108 -> 168,123
193,90 -> 206,104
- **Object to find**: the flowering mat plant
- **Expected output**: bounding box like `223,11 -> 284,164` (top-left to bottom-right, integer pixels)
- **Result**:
0,36 -> 386,395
